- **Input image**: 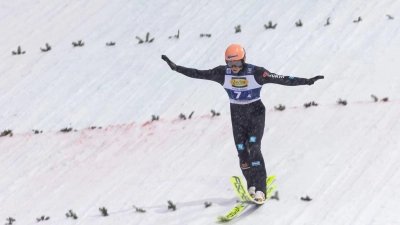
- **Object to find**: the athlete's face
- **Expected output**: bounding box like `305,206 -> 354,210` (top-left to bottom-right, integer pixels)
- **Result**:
226,60 -> 243,74
231,65 -> 241,74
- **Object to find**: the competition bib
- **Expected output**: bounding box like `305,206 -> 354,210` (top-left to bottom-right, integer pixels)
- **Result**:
223,65 -> 262,104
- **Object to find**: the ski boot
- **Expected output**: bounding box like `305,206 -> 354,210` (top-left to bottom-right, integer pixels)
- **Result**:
248,186 -> 256,198
254,191 -> 265,203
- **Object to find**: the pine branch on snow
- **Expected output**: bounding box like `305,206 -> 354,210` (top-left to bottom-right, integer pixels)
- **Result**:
270,191 -> 279,201
235,25 -> 241,33
274,104 -> 286,111
168,200 -> 176,211
60,127 -> 73,132
145,32 -> 150,42
152,115 -> 160,121
36,215 -> 50,222
324,17 -> 330,26
0,130 -> 13,137
301,195 -> 312,201
200,33 -> 211,38
12,46 -> 26,55
264,21 -> 277,29
371,95 -> 389,102
89,126 -> 102,130
211,110 -> 220,117
353,17 -> 362,23
204,202 -> 212,208
304,101 -> 318,108
133,205 -> 146,213
66,209 -> 78,219
136,36 -> 144,44
188,111 -> 194,119
179,113 -> 186,120
169,30 -> 180,39
5,217 -> 16,225
40,43 -> 52,52
137,32 -> 155,44
99,207 -> 108,216
371,95 -> 378,102
381,97 -> 389,102
337,98 -> 347,106
72,40 -> 84,47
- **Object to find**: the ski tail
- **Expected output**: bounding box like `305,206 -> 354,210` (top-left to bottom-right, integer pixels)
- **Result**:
218,175 -> 278,221
267,175 -> 276,187
266,185 -> 277,199
266,175 -> 277,199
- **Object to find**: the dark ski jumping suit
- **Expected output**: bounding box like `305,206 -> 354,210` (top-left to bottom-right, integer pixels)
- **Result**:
161,55 -> 323,194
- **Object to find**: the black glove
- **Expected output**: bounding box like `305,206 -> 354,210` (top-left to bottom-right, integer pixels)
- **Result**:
161,55 -> 177,71
306,75 -> 324,85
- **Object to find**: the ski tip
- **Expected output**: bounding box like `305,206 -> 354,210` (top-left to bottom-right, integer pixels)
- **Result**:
266,185 -> 278,200
217,216 -> 230,223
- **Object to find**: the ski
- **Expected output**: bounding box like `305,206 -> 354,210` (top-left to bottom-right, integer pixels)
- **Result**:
217,175 -> 276,222
217,204 -> 248,222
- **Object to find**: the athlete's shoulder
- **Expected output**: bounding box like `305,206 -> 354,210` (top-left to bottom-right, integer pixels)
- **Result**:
252,65 -> 268,71
251,65 -> 271,77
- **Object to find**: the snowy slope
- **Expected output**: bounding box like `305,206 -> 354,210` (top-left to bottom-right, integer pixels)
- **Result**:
1,0 -> 400,224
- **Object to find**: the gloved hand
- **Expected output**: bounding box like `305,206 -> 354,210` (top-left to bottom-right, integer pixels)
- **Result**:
306,75 -> 324,85
161,55 -> 177,71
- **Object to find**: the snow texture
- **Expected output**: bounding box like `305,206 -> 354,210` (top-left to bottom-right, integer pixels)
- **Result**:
1,0 -> 400,224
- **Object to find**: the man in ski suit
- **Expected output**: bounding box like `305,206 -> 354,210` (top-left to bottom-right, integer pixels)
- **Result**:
161,44 -> 324,202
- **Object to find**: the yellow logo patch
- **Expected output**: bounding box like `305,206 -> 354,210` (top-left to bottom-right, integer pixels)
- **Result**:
230,78 -> 248,87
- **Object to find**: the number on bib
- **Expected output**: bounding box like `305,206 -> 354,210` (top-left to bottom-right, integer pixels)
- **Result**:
231,90 -> 253,100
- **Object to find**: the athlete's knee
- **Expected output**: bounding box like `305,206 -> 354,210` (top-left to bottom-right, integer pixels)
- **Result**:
248,136 -> 262,148
236,143 -> 249,157
236,143 -> 245,151
249,136 -> 258,144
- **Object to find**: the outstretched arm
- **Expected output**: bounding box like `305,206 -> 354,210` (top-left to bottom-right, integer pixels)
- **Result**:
254,66 -> 324,86
161,55 -> 225,85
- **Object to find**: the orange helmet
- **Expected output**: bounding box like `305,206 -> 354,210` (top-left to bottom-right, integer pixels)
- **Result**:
225,44 -> 246,61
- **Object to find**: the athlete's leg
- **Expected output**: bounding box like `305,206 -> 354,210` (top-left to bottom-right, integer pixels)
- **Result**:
231,113 -> 253,187
247,103 -> 267,193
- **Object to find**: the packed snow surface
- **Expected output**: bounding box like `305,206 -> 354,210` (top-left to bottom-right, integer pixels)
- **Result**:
1,0 -> 400,224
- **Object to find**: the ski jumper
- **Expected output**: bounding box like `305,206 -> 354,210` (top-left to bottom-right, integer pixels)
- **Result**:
175,63 -> 309,193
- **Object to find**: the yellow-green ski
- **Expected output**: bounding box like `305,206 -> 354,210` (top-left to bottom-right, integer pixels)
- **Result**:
217,175 -> 276,222
217,204 -> 247,222
230,176 -> 254,202
266,184 -> 277,199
